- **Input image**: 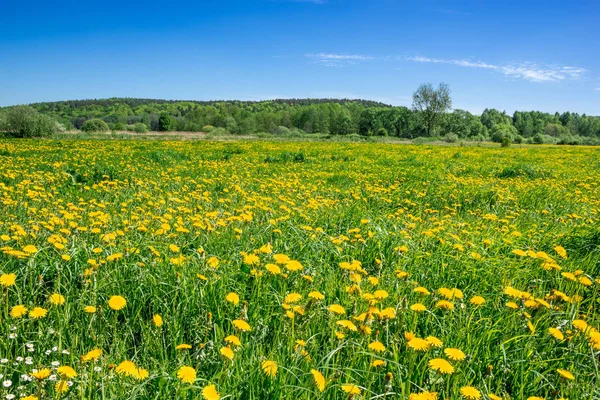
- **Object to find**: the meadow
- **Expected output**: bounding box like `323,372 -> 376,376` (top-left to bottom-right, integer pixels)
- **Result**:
0,139 -> 599,400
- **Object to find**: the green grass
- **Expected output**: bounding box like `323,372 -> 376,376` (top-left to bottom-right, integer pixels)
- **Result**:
0,139 -> 599,399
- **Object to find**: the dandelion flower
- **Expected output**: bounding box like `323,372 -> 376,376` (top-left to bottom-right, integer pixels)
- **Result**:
10,305 -> 27,318
341,384 -> 361,395
177,366 -> 196,384
368,341 -> 386,353
50,293 -> 66,305
407,338 -> 430,352
57,366 -> 77,378
557,369 -> 574,380
226,292 -> 240,305
29,307 -> 48,319
153,314 -> 163,327
202,384 -> 220,400
308,291 -> 325,301
82,348 -> 102,362
460,386 -> 481,399
220,346 -> 234,360
232,319 -> 252,332
108,295 -> 126,311
410,303 -> 427,312
261,360 -> 278,377
176,343 -> 192,350
55,380 -> 69,394
31,368 -> 51,379
436,300 -> 454,310
426,336 -> 443,348
444,348 -> 466,361
428,358 -> 454,374
84,306 -> 97,313
548,328 -> 564,340
0,273 -> 16,287
469,296 -> 485,306
224,335 -> 241,346
310,369 -> 326,392
328,304 -> 345,315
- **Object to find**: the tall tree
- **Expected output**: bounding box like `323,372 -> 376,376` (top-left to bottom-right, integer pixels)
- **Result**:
412,83 -> 452,136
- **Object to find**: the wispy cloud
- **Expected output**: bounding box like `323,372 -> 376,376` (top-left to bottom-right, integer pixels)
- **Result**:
407,56 -> 586,83
595,88 -> 600,91
305,53 -> 374,67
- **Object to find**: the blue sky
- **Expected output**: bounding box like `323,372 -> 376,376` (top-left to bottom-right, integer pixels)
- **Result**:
1,0 -> 599,114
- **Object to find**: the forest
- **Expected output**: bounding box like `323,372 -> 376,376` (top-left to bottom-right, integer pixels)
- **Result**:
2,93 -> 600,145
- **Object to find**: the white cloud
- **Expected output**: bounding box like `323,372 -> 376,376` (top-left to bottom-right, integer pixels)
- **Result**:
595,88 -> 600,91
305,53 -> 374,67
407,56 -> 586,83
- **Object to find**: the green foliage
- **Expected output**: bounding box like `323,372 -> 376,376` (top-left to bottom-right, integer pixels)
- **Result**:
2,106 -> 57,137
81,118 -> 110,132
158,112 -> 172,131
412,82 -> 452,136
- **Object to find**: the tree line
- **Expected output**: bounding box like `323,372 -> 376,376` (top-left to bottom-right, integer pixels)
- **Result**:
1,85 -> 599,145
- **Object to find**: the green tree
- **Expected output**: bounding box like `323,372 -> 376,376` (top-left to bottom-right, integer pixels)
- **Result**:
5,106 -> 57,137
158,113 -> 172,132
81,119 -> 110,132
412,83 -> 452,136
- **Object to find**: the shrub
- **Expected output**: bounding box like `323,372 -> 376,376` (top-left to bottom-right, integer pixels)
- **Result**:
272,126 -> 291,135
444,133 -> 459,143
81,119 -> 110,132
501,136 -> 511,147
376,127 -> 388,137
4,106 -> 57,137
202,125 -> 215,132
133,123 -> 148,133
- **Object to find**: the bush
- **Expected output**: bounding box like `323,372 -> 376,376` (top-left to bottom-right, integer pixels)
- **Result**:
376,127 -> 388,137
4,106 -> 57,137
113,122 -> 126,131
202,125 -> 215,132
444,133 -> 459,143
81,119 -> 109,132
532,134 -> 558,145
501,136 -> 511,147
490,124 -> 518,143
272,126 -> 291,135
133,123 -> 148,133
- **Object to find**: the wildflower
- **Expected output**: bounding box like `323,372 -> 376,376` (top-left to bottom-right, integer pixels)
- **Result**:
29,307 -> 48,319
428,358 -> 454,374
554,245 -> 567,259
424,337 -> 441,348
311,369 -> 326,392
224,335 -> 241,346
410,303 -> 427,312
57,366 -> 77,378
177,366 -> 196,384
232,319 -> 252,332
116,361 -> 138,377
460,386 -> 481,400
82,348 -> 102,362
225,292 -> 240,305
414,286 -> 431,295
368,341 -> 386,353
220,346 -> 234,360
0,273 -> 16,287
470,296 -> 485,305
435,300 -> 454,310
444,348 -> 466,361
261,360 -> 277,377
108,295 -> 126,310
336,320 -> 358,331
284,293 -> 302,303
407,338 -> 430,352
371,359 -> 386,367
176,344 -> 192,350
50,293 -> 66,305
55,380 -> 69,393
265,264 -> 281,275
409,391 -> 438,400
153,314 -> 163,327
285,260 -> 303,271
31,368 -> 51,380
341,384 -> 361,395
202,384 -> 220,400
10,305 -> 27,318
84,305 -> 96,313
557,369 -> 574,380
308,291 -> 325,301
328,304 -> 345,315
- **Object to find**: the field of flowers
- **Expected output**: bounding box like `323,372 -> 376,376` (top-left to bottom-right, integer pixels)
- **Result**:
0,139 -> 599,400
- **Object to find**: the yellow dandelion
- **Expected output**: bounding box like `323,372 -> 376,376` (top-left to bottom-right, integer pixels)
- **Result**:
460,386 -> 481,400
31,368 -> 51,379
428,358 -> 454,374
82,348 -> 102,362
557,369 -> 574,380
202,384 -> 220,400
29,307 -> 48,319
261,360 -> 278,377
220,346 -> 234,360
49,293 -> 66,305
108,295 -> 126,311
444,348 -> 466,361
0,273 -> 16,287
153,314 -> 163,327
177,366 -> 196,384
310,369 -> 326,392
232,319 -> 252,332
10,305 -> 27,318
368,340 -> 386,353
57,366 -> 77,378
341,384 -> 361,395
226,292 -> 240,305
